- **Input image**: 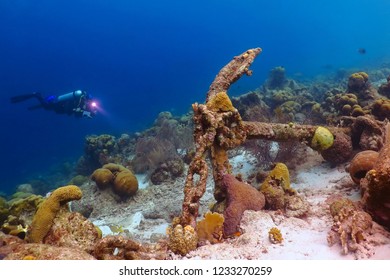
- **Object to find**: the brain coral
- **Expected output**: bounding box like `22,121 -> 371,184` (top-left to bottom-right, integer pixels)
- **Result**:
371,98 -> 390,121
91,168 -> 114,189
347,72 -> 369,92
91,163 -> 139,198
113,171 -> 138,196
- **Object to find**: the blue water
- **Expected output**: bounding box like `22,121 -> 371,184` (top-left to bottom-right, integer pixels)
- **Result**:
1,0 -> 390,195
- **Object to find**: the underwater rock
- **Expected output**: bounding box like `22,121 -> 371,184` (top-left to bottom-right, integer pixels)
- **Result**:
43,209 -> 100,254
0,231 -> 94,260
93,235 -> 167,260
2,243 -> 95,260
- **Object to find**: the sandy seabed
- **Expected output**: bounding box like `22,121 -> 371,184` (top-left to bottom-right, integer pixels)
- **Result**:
78,149 -> 390,260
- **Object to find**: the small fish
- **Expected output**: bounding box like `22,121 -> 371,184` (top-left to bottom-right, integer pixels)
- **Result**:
358,48 -> 366,54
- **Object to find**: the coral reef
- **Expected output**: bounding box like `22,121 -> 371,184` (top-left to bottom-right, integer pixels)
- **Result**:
266,66 -> 288,89
5,49 -> 390,260
112,169 -> 138,197
28,185 -> 82,243
76,134 -> 120,175
68,175 -> 88,186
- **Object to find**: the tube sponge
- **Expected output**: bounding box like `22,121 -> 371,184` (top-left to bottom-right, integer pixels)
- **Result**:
28,185 -> 82,243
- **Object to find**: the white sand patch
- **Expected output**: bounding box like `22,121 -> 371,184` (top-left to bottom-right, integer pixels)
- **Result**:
135,173 -> 149,189
230,150 -> 257,176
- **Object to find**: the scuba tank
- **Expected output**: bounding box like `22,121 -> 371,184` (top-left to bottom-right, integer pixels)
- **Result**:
56,90 -> 85,102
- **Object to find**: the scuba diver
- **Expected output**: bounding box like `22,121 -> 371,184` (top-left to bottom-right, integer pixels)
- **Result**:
10,90 -> 98,118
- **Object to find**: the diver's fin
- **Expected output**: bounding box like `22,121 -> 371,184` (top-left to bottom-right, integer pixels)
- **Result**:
10,93 -> 39,103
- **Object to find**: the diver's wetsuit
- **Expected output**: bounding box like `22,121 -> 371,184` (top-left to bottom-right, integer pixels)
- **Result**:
10,90 -> 96,118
